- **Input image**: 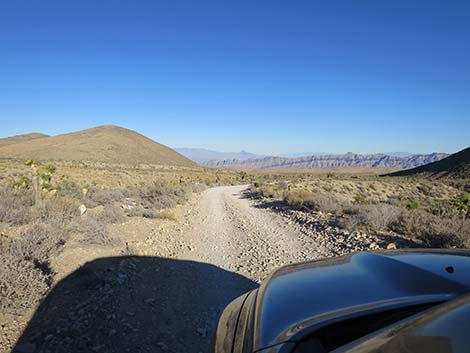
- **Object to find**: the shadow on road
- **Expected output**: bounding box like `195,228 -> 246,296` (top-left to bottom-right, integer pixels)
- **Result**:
13,256 -> 258,353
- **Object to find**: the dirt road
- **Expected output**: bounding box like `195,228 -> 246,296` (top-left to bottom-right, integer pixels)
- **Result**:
13,186 -> 326,353
170,185 -> 326,280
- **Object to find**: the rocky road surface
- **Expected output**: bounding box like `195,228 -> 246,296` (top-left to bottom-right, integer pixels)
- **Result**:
9,185 -> 388,353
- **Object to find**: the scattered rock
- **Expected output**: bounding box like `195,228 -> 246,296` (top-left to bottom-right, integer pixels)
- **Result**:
386,242 -> 397,250
79,204 -> 87,216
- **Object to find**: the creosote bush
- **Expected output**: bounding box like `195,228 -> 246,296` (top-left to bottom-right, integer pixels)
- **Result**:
0,253 -> 50,315
94,205 -> 127,224
349,204 -> 401,232
70,217 -> 121,246
0,186 -> 34,225
31,195 -> 80,223
83,187 -> 131,208
391,210 -> 470,248
285,190 -> 344,215
0,222 -> 67,315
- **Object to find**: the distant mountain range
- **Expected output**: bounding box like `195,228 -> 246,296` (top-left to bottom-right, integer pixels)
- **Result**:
176,148 -> 419,162
176,148 -> 447,170
198,152 -> 449,170
174,148 -> 265,163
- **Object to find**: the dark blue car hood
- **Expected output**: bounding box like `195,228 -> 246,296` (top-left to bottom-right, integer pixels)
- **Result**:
253,250 -> 470,350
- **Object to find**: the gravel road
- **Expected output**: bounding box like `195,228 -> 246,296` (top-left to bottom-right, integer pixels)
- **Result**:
173,185 -> 326,281
12,185 -> 327,353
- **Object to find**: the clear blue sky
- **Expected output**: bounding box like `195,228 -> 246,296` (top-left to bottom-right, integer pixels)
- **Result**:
1,1 -> 469,154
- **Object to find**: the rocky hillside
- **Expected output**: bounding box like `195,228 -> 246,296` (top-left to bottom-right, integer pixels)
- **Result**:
388,146 -> 470,178
0,125 -> 198,168
0,133 -> 49,148
202,152 -> 448,170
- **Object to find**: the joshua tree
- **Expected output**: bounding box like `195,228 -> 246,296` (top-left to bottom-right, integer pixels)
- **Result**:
25,160 -> 42,205
39,163 -> 57,190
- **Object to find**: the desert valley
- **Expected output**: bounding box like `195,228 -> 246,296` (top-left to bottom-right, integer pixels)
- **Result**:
0,125 -> 469,353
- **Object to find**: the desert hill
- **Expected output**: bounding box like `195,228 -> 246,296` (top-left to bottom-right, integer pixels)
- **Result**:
202,152 -> 448,170
388,146 -> 470,178
0,125 -> 198,168
0,133 -> 49,148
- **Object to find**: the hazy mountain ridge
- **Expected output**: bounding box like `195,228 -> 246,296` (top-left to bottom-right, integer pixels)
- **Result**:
0,125 -> 198,168
201,152 -> 449,170
174,148 -> 264,162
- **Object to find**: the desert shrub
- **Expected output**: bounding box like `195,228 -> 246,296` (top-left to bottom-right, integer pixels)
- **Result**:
0,186 -> 34,225
359,204 -> 401,231
452,192 -> 470,219
304,195 -> 343,214
407,199 -> 421,210
125,205 -> 156,218
7,222 -> 68,265
190,182 -> 207,194
138,180 -> 191,210
84,187 -> 131,208
253,181 -> 262,188
428,194 -> 470,220
31,195 -> 80,223
95,205 -> 127,224
57,179 -> 83,199
391,210 -> 469,248
0,221 -> 68,314
353,192 -> 368,204
70,217 -> 121,246
338,204 -> 401,232
141,209 -> 158,218
284,190 -> 343,214
0,253 -> 50,315
277,180 -> 289,191
258,184 -> 285,199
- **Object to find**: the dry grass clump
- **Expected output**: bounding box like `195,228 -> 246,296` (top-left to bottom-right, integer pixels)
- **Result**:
158,209 -> 177,221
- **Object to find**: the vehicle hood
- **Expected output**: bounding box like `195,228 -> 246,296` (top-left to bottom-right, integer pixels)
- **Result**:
253,250 -> 470,350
